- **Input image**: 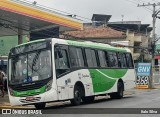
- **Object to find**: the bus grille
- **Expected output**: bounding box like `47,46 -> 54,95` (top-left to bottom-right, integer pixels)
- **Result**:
9,79 -> 50,91
15,83 -> 44,91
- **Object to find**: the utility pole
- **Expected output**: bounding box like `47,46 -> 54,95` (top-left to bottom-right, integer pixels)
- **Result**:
138,2 -> 160,88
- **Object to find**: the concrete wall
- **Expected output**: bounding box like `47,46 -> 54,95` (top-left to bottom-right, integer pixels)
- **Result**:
126,30 -> 150,60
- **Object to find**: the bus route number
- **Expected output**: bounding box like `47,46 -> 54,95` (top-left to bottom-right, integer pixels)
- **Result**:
136,76 -> 149,85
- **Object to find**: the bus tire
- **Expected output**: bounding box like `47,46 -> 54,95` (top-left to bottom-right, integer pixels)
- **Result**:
70,85 -> 83,105
117,81 -> 124,99
110,81 -> 124,99
82,96 -> 95,104
34,102 -> 46,109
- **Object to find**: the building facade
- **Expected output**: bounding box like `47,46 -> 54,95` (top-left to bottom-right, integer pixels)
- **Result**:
62,21 -> 152,62
108,21 -> 152,61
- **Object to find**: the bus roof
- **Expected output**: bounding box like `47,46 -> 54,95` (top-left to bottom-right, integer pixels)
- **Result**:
65,39 -> 128,52
15,38 -> 130,52
16,39 -> 46,47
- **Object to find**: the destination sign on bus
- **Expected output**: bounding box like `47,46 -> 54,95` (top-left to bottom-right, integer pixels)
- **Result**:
11,40 -> 50,55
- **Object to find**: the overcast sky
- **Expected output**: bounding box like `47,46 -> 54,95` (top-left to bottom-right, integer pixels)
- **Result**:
26,0 -> 160,36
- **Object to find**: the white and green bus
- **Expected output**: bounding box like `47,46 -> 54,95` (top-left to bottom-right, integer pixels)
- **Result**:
8,38 -> 135,109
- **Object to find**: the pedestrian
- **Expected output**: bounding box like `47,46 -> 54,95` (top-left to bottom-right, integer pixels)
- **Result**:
0,71 -> 4,97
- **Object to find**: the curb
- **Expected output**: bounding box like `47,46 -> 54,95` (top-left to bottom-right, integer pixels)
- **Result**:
0,105 -> 33,109
0,103 -> 34,109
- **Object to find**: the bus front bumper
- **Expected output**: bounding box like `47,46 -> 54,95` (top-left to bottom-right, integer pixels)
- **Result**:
9,88 -> 58,106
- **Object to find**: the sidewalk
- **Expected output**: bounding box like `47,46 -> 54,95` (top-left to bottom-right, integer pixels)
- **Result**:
0,92 -> 9,106
0,86 -> 160,109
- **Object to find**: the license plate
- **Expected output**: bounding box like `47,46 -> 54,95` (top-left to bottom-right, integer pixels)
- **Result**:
26,96 -> 34,101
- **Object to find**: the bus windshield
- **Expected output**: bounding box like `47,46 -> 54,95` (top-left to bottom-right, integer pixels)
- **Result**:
9,50 -> 52,85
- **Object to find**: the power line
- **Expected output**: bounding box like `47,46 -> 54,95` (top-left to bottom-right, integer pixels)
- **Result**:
124,0 -> 140,5
135,0 -> 153,11
124,0 -> 153,12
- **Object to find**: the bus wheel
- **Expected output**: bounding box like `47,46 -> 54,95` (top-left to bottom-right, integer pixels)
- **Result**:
82,96 -> 95,104
34,102 -> 46,109
110,81 -> 124,99
70,85 -> 82,105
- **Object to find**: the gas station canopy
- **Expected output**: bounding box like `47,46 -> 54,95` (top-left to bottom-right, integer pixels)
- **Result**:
0,0 -> 83,37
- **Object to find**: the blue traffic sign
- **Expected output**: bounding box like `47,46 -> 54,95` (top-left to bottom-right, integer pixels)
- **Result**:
137,63 -> 151,76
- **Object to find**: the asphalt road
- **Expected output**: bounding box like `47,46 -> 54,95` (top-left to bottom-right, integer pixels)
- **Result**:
1,89 -> 160,117
44,88 -> 160,108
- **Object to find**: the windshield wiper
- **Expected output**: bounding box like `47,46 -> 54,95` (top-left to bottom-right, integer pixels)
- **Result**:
31,51 -> 41,72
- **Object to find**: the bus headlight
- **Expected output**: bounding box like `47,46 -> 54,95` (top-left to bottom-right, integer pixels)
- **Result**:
45,80 -> 52,92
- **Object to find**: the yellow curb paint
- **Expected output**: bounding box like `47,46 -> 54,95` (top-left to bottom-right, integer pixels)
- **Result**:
0,106 -> 33,109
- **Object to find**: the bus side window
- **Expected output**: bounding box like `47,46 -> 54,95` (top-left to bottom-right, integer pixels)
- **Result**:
98,50 -> 108,67
55,48 -> 70,77
107,51 -> 119,68
119,53 -> 127,68
69,47 -> 84,67
117,53 -> 121,68
85,49 -> 98,67
125,53 -> 134,68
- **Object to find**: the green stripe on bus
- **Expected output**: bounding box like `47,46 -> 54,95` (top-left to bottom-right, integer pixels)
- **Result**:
89,69 -> 127,93
13,86 -> 46,97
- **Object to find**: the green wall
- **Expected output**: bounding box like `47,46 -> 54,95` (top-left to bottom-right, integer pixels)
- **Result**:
0,36 -> 27,56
